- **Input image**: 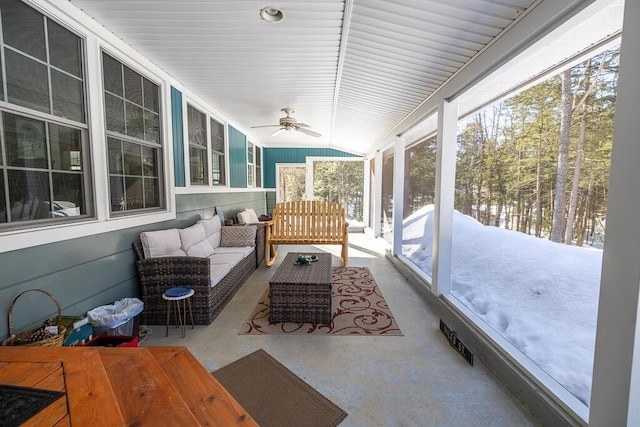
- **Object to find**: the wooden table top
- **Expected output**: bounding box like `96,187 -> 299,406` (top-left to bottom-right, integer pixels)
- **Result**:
0,346 -> 257,426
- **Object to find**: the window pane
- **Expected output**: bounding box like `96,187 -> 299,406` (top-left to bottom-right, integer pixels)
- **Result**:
109,175 -> 124,211
247,165 -> 254,187
4,114 -> 47,168
190,147 -> 206,184
449,45 -> 619,409
51,70 -> 85,123
51,172 -> 82,216
7,169 -> 50,220
125,176 -> 143,209
108,138 -> 123,174
5,50 -> 49,114
247,142 -> 253,163
256,164 -> 262,187
105,93 -> 125,134
187,105 -> 206,147
123,66 -> 142,106
102,53 -> 123,96
123,142 -> 141,175
368,158 -> 375,228
143,110 -> 159,143
210,118 -> 224,151
401,136 -> 437,275
103,53 -> 163,214
256,147 -> 261,187
1,0 -> 46,61
141,146 -> 157,177
0,52 -> 4,102
143,77 -> 158,112
381,149 -> 394,243
47,19 -> 82,78
312,161 -> 363,221
125,101 -> 144,140
49,123 -> 81,172
144,177 -> 158,208
211,153 -> 225,186
0,173 -> 6,223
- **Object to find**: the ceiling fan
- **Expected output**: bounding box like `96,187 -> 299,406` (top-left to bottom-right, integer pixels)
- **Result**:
252,107 -> 321,138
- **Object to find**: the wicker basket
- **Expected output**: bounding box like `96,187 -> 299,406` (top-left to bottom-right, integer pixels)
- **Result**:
1,289 -> 67,347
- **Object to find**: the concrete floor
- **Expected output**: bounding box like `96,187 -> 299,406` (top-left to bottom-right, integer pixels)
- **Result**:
142,234 -> 541,427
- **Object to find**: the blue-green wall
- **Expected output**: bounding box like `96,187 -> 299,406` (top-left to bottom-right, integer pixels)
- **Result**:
171,87 -> 186,187
0,191 -> 266,339
229,126 -> 247,188
263,147 -> 357,188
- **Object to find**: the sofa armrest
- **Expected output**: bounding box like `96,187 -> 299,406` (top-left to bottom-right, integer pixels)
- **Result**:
137,256 -> 210,288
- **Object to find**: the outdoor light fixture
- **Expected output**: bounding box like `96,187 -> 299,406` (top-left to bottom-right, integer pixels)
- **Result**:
260,6 -> 285,23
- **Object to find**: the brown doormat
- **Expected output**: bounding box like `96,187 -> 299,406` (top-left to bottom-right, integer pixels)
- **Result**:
212,349 -> 347,427
240,266 -> 403,335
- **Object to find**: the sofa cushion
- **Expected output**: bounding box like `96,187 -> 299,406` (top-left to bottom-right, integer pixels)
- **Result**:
220,226 -> 256,247
208,252 -> 244,269
198,215 -> 222,249
179,223 -> 215,257
237,208 -> 259,225
140,229 -> 187,258
209,263 -> 231,288
215,246 -> 254,258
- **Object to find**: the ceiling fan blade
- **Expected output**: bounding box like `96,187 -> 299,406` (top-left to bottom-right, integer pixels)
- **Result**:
295,126 -> 322,138
270,127 -> 286,137
251,125 -> 280,129
295,123 -> 310,128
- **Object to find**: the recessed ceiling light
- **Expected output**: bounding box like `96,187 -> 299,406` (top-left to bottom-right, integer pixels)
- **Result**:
260,6 -> 285,23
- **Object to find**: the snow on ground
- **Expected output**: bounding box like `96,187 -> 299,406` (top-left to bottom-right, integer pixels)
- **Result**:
402,205 -> 601,407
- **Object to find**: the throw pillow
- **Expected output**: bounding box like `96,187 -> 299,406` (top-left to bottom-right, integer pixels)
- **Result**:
245,208 -> 260,224
237,208 -> 259,225
220,225 -> 257,247
140,229 -> 187,258
179,223 -> 215,257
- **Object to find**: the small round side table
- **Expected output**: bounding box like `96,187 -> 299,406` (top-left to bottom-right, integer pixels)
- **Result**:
162,287 -> 195,338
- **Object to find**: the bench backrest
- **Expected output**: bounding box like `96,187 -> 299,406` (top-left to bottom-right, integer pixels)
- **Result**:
271,201 -> 347,240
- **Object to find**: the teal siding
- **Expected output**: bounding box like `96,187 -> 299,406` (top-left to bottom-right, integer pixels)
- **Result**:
171,87 -> 186,187
228,126 -> 247,188
0,191 -> 266,339
263,147 -> 357,188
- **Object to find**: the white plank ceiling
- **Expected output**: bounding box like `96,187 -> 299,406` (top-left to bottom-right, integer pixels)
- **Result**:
69,0 -> 537,154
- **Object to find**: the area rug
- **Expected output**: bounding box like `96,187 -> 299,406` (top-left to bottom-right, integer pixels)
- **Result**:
212,349 -> 347,427
240,266 -> 403,335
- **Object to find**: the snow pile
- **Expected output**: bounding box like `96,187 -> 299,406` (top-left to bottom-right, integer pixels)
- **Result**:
402,205 -> 601,406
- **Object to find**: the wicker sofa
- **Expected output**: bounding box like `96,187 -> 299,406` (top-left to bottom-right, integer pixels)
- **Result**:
133,215 -> 264,325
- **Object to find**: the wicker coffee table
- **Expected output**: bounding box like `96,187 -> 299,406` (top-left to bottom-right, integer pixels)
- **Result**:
269,252 -> 332,323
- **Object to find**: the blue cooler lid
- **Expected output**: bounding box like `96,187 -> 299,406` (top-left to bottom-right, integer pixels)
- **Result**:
165,287 -> 191,297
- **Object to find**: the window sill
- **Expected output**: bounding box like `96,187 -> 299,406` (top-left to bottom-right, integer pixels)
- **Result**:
0,210 -> 175,253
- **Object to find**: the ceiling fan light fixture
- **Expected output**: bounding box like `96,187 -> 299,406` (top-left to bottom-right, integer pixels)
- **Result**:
260,6 -> 285,23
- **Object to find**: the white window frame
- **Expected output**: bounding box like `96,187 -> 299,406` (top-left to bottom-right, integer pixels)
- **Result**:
181,97 -> 230,192
0,0 -> 92,230
210,116 -> 226,186
246,140 -> 256,188
1,0 -> 176,253
186,103 -> 208,186
102,50 -> 165,214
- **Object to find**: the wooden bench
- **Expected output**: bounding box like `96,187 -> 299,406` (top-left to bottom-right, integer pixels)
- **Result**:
264,201 -> 348,266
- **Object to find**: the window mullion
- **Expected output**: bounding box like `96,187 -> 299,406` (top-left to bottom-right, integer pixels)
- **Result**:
43,17 -> 53,116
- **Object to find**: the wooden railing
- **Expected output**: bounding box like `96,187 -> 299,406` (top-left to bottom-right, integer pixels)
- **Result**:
264,201 -> 348,266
